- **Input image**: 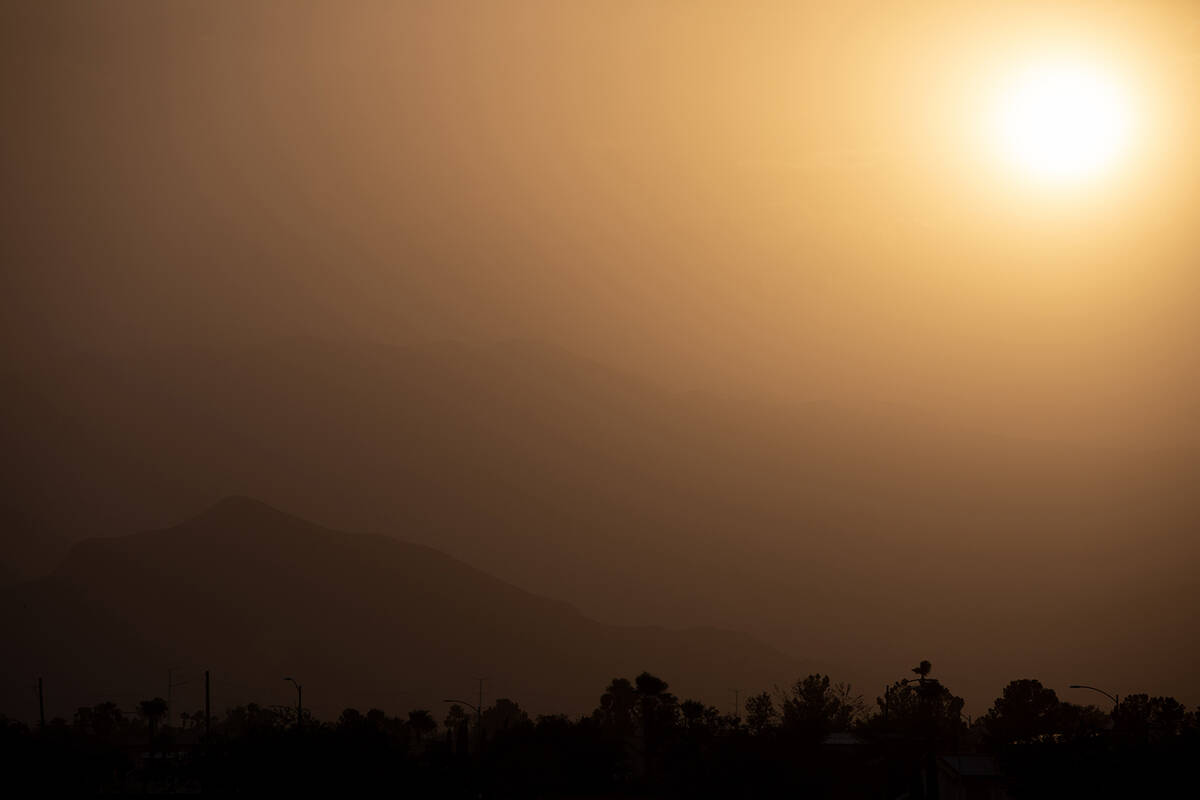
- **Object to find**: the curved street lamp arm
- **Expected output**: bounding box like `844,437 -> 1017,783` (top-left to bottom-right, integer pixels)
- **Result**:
1068,684 -> 1119,707
442,698 -> 482,716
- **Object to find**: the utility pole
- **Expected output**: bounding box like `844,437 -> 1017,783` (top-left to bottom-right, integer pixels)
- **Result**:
38,677 -> 45,731
166,667 -> 192,730
204,670 -> 211,737
444,679 -> 487,755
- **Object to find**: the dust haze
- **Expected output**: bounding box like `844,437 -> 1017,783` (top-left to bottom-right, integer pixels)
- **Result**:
2,0 -> 1198,719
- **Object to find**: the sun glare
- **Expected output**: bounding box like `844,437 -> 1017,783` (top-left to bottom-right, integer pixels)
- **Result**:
991,58 -> 1135,184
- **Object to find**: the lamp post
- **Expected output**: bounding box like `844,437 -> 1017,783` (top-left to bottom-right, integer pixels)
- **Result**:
889,664 -> 943,800
442,699 -> 483,726
283,677 -> 303,729
443,677 -> 485,749
443,697 -> 484,753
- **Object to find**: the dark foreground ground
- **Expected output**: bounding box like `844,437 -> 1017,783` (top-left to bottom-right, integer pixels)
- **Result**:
3,669 -> 1197,797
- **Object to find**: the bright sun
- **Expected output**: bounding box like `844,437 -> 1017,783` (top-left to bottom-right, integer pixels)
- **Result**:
991,58 -> 1135,184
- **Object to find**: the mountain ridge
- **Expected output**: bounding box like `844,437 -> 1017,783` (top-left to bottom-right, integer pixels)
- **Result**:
1,339 -> 1196,712
1,496 -> 804,723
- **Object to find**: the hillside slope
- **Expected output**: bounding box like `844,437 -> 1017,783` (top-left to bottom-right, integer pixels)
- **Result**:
0,496 -> 801,722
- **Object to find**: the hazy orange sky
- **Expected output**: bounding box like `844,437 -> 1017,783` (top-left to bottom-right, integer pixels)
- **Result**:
3,0 -> 1197,446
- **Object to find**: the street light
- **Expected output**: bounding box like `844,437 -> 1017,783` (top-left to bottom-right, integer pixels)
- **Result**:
1068,684 -> 1119,711
442,699 -> 483,725
443,698 -> 484,753
442,677 -> 485,744
283,677 -> 303,729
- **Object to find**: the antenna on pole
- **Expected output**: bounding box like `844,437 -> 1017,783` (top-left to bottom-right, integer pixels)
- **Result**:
167,667 -> 193,730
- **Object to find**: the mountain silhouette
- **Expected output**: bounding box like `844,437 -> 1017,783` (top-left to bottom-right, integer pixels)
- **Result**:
0,496 -> 801,721
1,339 -> 1196,710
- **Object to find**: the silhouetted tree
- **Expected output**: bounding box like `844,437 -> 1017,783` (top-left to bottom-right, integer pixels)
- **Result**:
1114,694 -> 1188,742
745,691 -> 778,735
73,701 -> 126,740
443,703 -> 467,733
778,674 -> 865,744
595,677 -> 638,737
443,702 -> 469,753
139,697 -> 167,743
678,699 -> 723,734
222,702 -> 286,737
1148,696 -> 1187,740
5,671 -> 1198,797
364,708 -> 388,733
1054,701 -> 1109,739
408,709 -> 437,742
982,679 -> 1061,745
592,673 -> 680,782
870,663 -> 966,749
481,699 -> 529,737
338,707 -> 364,731
634,672 -> 678,749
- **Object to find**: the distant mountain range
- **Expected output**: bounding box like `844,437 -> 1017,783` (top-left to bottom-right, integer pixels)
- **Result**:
0,496 -> 802,722
0,506 -> 67,588
1,339 -> 1196,711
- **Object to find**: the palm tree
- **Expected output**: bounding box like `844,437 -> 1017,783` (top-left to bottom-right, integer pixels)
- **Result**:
139,697 -> 168,750
408,709 -> 436,743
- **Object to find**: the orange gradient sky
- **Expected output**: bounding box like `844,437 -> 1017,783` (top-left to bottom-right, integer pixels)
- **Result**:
2,0 -> 1197,447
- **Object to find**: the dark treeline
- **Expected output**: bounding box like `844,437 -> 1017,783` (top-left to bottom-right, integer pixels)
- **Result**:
2,664 -> 1197,797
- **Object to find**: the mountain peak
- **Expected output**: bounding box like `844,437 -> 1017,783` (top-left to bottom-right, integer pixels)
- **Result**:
186,495 -> 311,531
